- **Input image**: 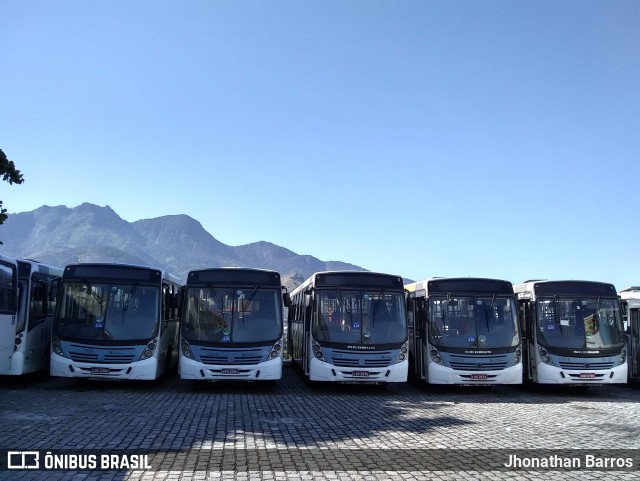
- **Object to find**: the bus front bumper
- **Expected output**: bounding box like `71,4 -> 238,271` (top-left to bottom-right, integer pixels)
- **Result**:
427,362 -> 522,385
50,352 -> 159,380
179,356 -> 282,381
309,357 -> 408,383
535,361 -> 628,384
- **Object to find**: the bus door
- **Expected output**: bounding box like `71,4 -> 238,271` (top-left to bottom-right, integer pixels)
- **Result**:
303,292 -> 313,376
25,277 -> 48,370
411,296 -> 427,381
518,299 -> 533,381
631,308 -> 640,381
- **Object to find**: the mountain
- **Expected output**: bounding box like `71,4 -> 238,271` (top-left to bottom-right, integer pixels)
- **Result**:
0,203 -> 367,289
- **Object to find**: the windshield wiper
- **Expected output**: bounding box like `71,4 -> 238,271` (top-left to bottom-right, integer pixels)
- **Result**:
122,283 -> 138,311
442,293 -> 451,331
242,284 -> 261,313
485,294 -> 496,333
372,289 -> 385,319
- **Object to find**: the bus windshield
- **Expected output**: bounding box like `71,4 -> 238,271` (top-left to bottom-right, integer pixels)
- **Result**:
54,282 -> 159,341
314,289 -> 407,345
536,297 -> 626,350
181,287 -> 282,344
428,296 -> 519,349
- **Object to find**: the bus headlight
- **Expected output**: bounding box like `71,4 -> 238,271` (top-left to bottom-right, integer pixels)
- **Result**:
52,335 -> 65,357
619,348 -> 627,365
538,346 -> 552,365
397,342 -> 409,363
181,339 -> 194,360
512,345 -> 522,366
269,339 -> 283,360
430,347 -> 444,366
312,341 -> 324,361
139,340 -> 158,361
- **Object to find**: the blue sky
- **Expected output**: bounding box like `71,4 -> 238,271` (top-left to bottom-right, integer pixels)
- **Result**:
1,1 -> 639,289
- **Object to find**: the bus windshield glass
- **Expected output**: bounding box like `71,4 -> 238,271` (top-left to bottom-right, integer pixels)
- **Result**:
428,296 -> 519,348
54,282 -> 159,341
536,297 -> 625,349
181,287 -> 282,344
314,289 -> 407,345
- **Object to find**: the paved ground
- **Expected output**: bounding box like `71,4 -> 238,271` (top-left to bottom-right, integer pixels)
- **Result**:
0,364 -> 639,481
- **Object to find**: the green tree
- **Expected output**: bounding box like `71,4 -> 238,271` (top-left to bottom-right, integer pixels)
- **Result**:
0,149 -> 25,225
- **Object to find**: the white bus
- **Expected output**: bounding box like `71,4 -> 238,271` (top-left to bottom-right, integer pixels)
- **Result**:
179,268 -> 288,382
619,286 -> 640,383
514,280 -> 627,385
405,277 -> 522,385
0,254 -> 19,374
0,256 -> 63,376
288,271 -> 408,383
51,263 -> 181,381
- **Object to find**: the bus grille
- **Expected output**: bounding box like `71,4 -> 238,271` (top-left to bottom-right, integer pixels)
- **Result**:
68,345 -> 137,364
330,351 -> 393,368
199,348 -> 265,365
449,357 -> 508,371
558,361 -> 615,370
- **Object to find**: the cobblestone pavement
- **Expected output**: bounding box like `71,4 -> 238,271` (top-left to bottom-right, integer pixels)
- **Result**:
1,364 -> 639,481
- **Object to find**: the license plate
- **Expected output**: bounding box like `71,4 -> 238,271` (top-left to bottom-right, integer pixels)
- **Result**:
91,367 -> 110,374
580,373 -> 596,379
352,371 -> 369,377
221,368 -> 239,375
471,374 -> 487,380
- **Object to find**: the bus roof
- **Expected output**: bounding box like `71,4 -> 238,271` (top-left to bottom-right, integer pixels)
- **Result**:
405,277 -> 514,296
186,267 -> 282,287
291,271 -> 404,296
619,286 -> 640,301
514,279 -> 618,299
17,259 -> 64,278
62,263 -> 181,285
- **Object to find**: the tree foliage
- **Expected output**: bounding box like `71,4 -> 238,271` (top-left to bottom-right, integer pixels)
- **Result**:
0,149 -> 25,225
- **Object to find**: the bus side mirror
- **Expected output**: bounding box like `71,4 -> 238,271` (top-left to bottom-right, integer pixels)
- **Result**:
176,291 -> 184,318
283,293 -> 291,308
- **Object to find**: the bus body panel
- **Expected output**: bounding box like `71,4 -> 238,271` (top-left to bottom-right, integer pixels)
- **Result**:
179,268 -> 285,382
0,346 -> 14,373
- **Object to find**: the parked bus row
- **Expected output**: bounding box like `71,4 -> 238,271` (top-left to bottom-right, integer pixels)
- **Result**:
0,253 -> 637,387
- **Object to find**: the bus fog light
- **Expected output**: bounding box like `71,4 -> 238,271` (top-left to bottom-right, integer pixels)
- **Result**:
270,350 -> 279,359
315,350 -> 324,359
398,353 -> 406,361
